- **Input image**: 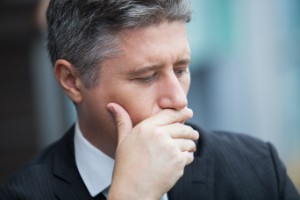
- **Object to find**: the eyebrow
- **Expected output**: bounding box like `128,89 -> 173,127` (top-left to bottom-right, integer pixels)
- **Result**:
174,58 -> 190,67
126,58 -> 190,78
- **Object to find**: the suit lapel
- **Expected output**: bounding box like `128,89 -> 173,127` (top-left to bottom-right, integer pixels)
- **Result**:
51,126 -> 93,200
168,157 -> 214,200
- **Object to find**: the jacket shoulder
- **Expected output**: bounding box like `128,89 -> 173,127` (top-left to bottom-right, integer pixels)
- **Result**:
0,141 -> 59,199
0,127 -> 74,200
203,129 -> 271,157
191,125 -> 300,199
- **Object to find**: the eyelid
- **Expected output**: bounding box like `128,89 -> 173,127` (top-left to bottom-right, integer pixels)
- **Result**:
175,65 -> 189,74
135,72 -> 158,83
175,64 -> 189,69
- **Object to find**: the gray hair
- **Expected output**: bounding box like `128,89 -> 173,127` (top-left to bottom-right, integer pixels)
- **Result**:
47,0 -> 192,87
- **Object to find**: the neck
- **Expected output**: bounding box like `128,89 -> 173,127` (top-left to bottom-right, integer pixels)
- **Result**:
77,117 -> 118,159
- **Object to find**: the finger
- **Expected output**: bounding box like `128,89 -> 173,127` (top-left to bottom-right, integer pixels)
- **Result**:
182,151 -> 194,165
144,107 -> 193,126
106,103 -> 133,145
161,123 -> 199,140
174,139 -> 197,152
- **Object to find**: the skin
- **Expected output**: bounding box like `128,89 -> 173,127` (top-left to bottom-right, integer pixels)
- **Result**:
54,20 -> 199,200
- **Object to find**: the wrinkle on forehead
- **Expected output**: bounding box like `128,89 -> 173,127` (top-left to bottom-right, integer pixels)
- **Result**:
99,21 -> 190,79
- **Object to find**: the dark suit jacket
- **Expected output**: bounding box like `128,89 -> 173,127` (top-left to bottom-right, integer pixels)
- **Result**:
1,124 -> 299,200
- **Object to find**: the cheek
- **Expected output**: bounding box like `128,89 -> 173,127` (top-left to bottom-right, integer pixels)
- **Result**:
87,93 -> 109,120
182,74 -> 191,94
114,88 -> 157,126
122,95 -> 156,126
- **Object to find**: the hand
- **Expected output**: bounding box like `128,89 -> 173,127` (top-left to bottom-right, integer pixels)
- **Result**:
106,103 -> 199,200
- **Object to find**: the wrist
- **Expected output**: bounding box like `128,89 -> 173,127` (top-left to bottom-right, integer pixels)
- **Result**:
108,181 -> 161,200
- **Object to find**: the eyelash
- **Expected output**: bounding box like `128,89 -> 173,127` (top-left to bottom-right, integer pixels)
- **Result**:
136,68 -> 188,83
175,68 -> 188,77
137,73 -> 158,83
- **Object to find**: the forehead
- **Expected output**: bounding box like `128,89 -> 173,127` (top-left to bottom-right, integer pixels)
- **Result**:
117,21 -> 190,67
99,21 -> 190,78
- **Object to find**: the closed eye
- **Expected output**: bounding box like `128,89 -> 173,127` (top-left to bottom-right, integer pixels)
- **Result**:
135,72 -> 158,83
175,67 -> 189,78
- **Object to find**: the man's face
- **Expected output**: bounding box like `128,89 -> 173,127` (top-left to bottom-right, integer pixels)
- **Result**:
78,21 -> 190,140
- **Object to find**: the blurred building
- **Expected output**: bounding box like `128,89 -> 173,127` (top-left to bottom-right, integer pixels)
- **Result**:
187,0 -> 300,190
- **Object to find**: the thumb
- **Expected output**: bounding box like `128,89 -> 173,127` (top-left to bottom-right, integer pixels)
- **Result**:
107,103 -> 133,145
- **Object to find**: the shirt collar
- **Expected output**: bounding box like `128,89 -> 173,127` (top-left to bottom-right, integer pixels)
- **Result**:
74,121 -> 114,197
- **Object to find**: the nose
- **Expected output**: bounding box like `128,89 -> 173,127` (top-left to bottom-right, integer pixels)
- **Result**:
158,73 -> 188,111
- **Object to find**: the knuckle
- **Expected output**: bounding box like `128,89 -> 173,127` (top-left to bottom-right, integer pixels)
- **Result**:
186,125 -> 194,132
152,126 -> 161,135
188,155 -> 194,164
187,128 -> 199,140
116,119 -> 125,128
188,140 -> 196,151
184,125 -> 196,136
186,152 -> 194,164
152,127 -> 165,141
193,130 -> 199,139
166,142 -> 178,153
178,168 -> 184,177
138,123 -> 148,132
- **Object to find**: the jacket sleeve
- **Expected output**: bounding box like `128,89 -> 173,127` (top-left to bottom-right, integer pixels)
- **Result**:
267,142 -> 300,200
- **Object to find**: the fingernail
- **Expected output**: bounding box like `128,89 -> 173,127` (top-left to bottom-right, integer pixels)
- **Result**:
107,104 -> 116,118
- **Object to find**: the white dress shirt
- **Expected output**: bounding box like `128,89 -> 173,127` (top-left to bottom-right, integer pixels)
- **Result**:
74,121 -> 168,199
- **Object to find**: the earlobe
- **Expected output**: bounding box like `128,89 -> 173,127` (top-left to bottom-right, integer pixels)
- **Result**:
54,59 -> 83,103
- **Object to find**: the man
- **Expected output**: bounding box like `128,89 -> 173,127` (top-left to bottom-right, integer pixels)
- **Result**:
1,0 -> 299,199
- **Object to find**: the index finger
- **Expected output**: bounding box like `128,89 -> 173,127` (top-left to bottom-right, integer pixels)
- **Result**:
143,107 -> 193,126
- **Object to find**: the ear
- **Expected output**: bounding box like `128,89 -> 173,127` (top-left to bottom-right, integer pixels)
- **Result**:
54,59 -> 83,104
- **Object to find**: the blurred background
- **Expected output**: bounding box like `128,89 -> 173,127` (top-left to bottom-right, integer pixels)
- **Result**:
0,0 -> 299,192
